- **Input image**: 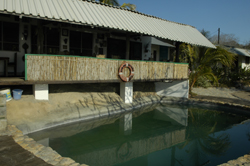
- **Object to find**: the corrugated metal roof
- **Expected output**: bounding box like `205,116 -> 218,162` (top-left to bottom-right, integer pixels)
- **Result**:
0,0 -> 216,48
151,37 -> 175,48
230,48 -> 250,57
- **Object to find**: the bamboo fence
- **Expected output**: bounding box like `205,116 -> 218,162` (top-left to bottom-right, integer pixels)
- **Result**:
26,55 -> 188,81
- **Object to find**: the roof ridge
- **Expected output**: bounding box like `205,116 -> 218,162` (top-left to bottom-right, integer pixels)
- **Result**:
81,0 -> 195,28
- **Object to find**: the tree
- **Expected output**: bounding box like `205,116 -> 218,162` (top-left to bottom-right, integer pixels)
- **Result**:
210,33 -> 240,47
200,29 -> 211,40
120,3 -> 136,11
243,40 -> 250,49
179,44 -> 236,91
98,0 -> 120,6
97,0 -> 136,10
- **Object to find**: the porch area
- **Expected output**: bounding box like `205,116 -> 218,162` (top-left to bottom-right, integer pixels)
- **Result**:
1,54 -> 189,102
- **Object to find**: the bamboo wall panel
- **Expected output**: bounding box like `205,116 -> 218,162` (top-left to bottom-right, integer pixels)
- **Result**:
26,55 -> 188,81
174,64 -> 188,79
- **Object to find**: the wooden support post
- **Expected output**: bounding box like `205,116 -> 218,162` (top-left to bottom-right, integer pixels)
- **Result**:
37,20 -> 44,54
175,42 -> 181,62
33,84 -> 49,100
126,34 -> 130,60
120,82 -> 133,103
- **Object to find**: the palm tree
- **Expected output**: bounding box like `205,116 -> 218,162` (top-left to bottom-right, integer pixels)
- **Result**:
97,0 -> 136,10
120,3 -> 136,11
98,0 -> 120,6
180,44 -> 236,91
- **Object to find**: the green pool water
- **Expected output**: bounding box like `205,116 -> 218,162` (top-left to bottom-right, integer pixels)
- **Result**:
28,103 -> 250,166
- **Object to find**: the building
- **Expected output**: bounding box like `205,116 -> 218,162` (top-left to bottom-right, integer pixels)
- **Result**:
228,47 -> 250,70
0,0 -> 215,101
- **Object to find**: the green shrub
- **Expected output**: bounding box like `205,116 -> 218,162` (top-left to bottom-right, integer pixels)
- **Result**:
194,76 -> 212,88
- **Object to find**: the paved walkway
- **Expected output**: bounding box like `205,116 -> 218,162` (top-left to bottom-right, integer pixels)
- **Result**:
0,135 -> 52,166
192,87 -> 250,106
192,87 -> 241,99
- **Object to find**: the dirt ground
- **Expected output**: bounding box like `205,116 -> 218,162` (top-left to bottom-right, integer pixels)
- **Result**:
2,82 -> 156,134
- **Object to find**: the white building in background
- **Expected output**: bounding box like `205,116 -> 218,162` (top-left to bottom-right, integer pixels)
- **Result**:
229,47 -> 250,69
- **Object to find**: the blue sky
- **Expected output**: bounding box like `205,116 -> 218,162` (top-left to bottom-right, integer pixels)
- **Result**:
119,0 -> 250,44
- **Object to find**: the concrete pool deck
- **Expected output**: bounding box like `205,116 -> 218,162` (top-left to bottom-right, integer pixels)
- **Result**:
0,87 -> 250,166
191,88 -> 250,107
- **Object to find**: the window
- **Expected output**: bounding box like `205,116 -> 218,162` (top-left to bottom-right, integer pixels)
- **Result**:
160,46 -> 168,61
246,57 -> 249,65
130,41 -> 142,60
107,38 -> 126,59
43,27 -> 60,54
31,25 -> 38,53
0,21 -> 19,51
70,31 -> 93,56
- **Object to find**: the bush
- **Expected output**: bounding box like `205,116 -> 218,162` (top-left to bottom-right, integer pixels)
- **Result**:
194,76 -> 212,88
217,67 -> 250,87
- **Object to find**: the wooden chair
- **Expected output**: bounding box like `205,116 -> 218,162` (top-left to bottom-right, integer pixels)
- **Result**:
8,53 -> 17,76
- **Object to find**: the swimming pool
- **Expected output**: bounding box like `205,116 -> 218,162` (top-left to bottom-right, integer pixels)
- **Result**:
28,103 -> 250,166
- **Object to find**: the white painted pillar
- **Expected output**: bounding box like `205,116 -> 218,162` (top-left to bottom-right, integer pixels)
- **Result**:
120,82 -> 133,103
33,84 -> 49,100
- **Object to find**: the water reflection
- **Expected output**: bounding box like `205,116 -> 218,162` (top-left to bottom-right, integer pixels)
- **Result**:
181,108 -> 231,166
36,138 -> 49,147
119,113 -> 132,135
28,104 -> 250,166
154,104 -> 188,126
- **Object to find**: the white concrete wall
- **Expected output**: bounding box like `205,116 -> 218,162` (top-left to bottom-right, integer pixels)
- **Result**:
155,80 -> 189,98
239,55 -> 250,69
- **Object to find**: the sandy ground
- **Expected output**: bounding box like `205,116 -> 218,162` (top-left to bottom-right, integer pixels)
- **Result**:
4,83 -> 156,134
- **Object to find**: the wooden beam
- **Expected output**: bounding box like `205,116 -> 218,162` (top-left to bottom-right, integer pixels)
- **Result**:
126,34 -> 130,60
175,42 -> 181,62
0,78 -> 188,86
